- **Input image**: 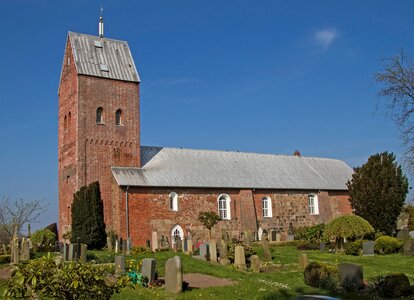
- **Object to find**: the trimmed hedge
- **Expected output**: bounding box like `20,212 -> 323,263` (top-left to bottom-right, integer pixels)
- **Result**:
374,236 -> 403,254
304,261 -> 338,290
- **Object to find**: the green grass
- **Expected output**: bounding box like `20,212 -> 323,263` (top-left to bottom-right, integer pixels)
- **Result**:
1,245 -> 413,299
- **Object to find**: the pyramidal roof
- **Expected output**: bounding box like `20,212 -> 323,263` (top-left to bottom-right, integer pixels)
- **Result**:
112,146 -> 354,190
67,32 -> 140,82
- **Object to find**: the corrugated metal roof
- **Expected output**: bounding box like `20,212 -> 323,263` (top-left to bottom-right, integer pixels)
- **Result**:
111,146 -> 353,190
68,32 -> 140,82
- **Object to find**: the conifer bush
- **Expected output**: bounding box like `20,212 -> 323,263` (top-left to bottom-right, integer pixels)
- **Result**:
374,236 -> 403,254
304,261 -> 338,290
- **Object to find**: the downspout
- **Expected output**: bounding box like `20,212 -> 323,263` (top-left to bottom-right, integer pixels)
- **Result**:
126,185 -> 130,254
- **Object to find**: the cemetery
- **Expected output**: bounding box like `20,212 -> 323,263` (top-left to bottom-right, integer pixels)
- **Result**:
0,221 -> 414,299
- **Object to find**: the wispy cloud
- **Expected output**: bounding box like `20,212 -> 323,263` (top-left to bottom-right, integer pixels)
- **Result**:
313,28 -> 339,50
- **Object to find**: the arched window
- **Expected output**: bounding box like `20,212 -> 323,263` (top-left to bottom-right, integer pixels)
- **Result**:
64,115 -> 67,130
308,194 -> 319,215
68,112 -> 71,127
217,194 -> 231,220
169,192 -> 178,211
262,196 -> 272,218
96,107 -> 104,124
171,224 -> 184,247
115,109 -> 122,126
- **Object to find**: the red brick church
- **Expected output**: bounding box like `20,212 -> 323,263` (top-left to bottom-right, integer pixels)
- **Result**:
58,28 -> 353,247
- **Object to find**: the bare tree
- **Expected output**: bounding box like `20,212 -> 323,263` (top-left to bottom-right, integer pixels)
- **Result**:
0,197 -> 46,243
376,50 -> 414,173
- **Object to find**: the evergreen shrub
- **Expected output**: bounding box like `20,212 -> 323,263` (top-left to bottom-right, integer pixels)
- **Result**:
374,236 -> 403,254
344,240 -> 363,256
304,261 -> 338,290
370,273 -> 411,298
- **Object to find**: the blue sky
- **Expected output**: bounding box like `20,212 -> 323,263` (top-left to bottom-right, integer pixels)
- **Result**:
1,0 -> 413,230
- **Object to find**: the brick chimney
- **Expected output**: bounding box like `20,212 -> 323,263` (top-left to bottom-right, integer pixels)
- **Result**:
293,150 -> 301,157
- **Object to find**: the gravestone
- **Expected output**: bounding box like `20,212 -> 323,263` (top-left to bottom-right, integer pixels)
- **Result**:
209,240 -> 218,263
115,240 -> 119,253
287,234 -> 294,241
107,237 -> 112,252
199,243 -> 209,261
409,231 -> 414,239
68,244 -> 76,262
76,238 -> 81,260
250,255 -> 260,273
115,255 -> 126,275
12,242 -> 19,264
58,241 -> 64,253
397,229 -> 409,240
20,238 -> 30,261
151,231 -> 158,252
403,239 -> 414,256
165,256 -> 183,293
319,242 -> 326,251
276,233 -> 281,242
63,242 -> 68,261
141,258 -> 156,282
338,263 -> 363,290
234,245 -> 246,270
122,239 -> 127,255
243,231 -> 252,246
187,238 -> 193,254
362,241 -> 375,256
218,240 -> 230,265
80,244 -> 87,263
298,253 -> 308,269
262,235 -> 271,261
183,238 -> 188,253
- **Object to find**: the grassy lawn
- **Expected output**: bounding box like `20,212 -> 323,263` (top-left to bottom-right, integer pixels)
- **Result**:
1,245 -> 413,299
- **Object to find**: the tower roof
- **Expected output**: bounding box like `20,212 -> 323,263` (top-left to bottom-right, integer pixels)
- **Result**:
67,32 -> 140,83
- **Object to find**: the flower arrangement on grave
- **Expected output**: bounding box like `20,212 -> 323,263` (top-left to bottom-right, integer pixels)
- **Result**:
126,258 -> 148,287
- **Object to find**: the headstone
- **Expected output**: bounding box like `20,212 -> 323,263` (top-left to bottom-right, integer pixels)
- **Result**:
319,242 -> 326,251
151,231 -> 158,252
187,238 -> 193,254
141,258 -> 156,282
409,231 -> 414,239
276,233 -> 281,242
183,238 -> 188,253
298,253 -> 308,269
107,237 -> 112,252
250,255 -> 260,273
209,240 -> 218,263
287,234 -> 295,241
338,263 -> 363,291
243,231 -> 251,246
80,244 -> 87,263
76,238 -> 81,260
262,236 -> 271,261
218,240 -> 227,258
397,229 -> 409,240
165,256 -> 183,293
199,243 -> 209,261
403,239 -> 414,256
12,242 -> 19,264
114,255 -> 126,275
122,239 -> 127,255
63,242 -> 67,261
115,240 -> 119,253
362,241 -> 375,256
234,245 -> 246,270
20,238 -> 30,261
68,244 -> 76,261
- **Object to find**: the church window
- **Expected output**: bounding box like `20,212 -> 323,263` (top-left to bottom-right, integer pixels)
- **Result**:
64,115 -> 67,130
217,194 -> 231,220
308,194 -> 319,215
68,112 -> 71,127
96,107 -> 104,124
115,109 -> 123,126
169,192 -> 178,211
262,196 -> 272,218
171,224 -> 184,247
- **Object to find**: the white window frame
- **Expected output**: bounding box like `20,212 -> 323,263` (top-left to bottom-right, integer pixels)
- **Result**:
217,194 -> 231,220
308,194 -> 319,215
169,192 -> 178,211
262,196 -> 272,218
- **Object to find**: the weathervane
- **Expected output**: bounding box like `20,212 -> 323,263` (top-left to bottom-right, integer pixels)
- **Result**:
99,0 -> 104,38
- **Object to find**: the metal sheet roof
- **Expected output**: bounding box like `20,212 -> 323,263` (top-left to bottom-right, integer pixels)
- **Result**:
111,146 -> 353,190
68,32 -> 140,82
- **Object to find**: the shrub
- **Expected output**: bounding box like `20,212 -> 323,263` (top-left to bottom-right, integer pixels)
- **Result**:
31,228 -> 56,252
296,241 -> 319,250
295,224 -> 326,243
374,236 -> 403,254
344,240 -> 363,256
304,261 -> 338,290
370,273 -> 411,298
226,240 -> 256,263
0,255 -> 10,264
130,246 -> 151,255
3,256 -> 131,300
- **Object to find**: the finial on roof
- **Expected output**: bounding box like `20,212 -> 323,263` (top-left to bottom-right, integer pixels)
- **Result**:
99,2 -> 104,38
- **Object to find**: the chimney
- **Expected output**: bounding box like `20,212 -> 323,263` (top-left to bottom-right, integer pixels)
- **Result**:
293,150 -> 301,157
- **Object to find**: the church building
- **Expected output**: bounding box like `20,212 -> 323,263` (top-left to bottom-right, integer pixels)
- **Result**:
58,27 -> 353,246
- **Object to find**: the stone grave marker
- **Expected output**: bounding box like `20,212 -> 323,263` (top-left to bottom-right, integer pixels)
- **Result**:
12,242 -> 19,264
409,231 -> 414,239
76,238 -> 81,260
68,244 -> 76,262
276,233 -> 281,242
115,255 -> 126,275
63,242 -> 68,261
141,258 -> 156,282
183,238 -> 188,253
115,240 -> 119,253
250,255 -> 260,273
319,242 -> 326,251
362,241 -> 375,256
403,239 -> 414,256
298,253 -> 308,269
243,231 -> 252,246
287,234 -> 294,241
397,229 -> 409,240
262,235 -> 271,261
209,240 -> 218,263
80,244 -> 87,263
107,237 -> 112,252
199,243 -> 209,261
58,242 -> 64,253
151,231 -> 158,252
219,240 -> 230,265
234,245 -> 246,270
165,256 -> 183,293
338,263 -> 363,291
187,238 -> 193,254
122,239 -> 127,255
20,238 -> 30,261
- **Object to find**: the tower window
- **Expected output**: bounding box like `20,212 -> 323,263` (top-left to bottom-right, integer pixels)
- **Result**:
64,115 -> 67,130
68,112 -> 71,127
115,109 -> 123,126
96,107 -> 104,124
169,192 -> 178,211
